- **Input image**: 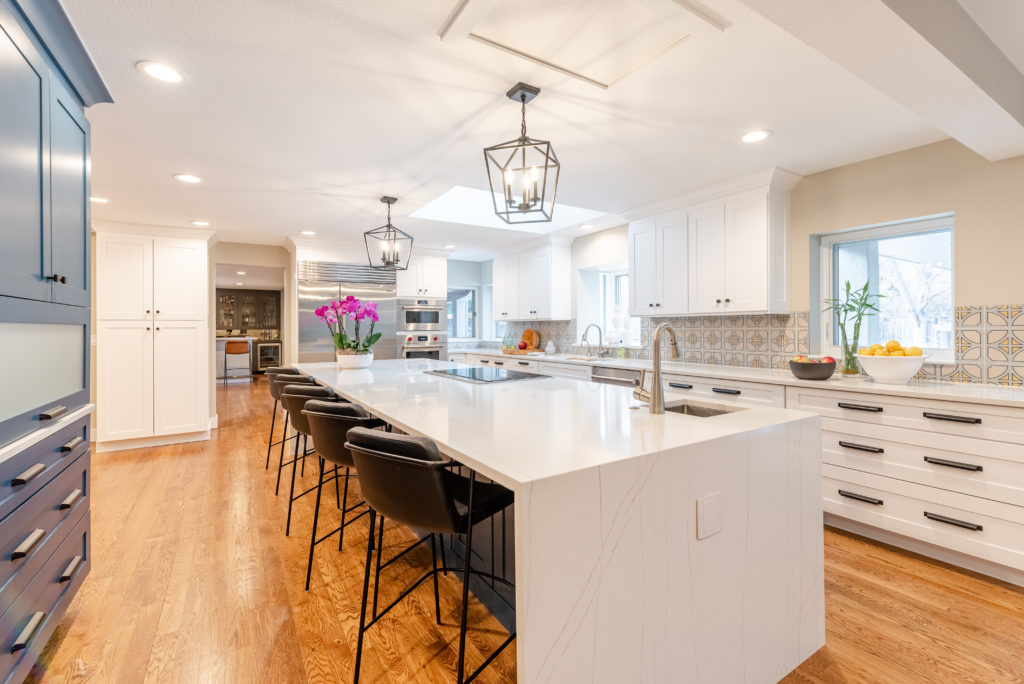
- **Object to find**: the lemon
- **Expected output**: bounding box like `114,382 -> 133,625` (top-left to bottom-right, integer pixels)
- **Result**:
870,344 -> 884,351
858,348 -> 873,356
905,346 -> 923,357
890,350 -> 905,356
875,349 -> 890,356
885,340 -> 901,352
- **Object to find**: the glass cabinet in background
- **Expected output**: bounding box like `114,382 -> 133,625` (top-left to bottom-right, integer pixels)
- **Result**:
215,288 -> 280,332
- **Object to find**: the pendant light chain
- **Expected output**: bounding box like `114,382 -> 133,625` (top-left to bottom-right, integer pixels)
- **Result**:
520,94 -> 527,140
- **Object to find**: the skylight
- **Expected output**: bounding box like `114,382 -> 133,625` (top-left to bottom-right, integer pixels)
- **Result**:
410,186 -> 604,234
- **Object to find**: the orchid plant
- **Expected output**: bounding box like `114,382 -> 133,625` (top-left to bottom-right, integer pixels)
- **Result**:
315,296 -> 382,354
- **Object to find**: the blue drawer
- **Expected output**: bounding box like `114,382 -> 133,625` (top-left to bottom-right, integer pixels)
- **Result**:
0,450 -> 88,620
0,415 -> 88,523
0,509 -> 89,683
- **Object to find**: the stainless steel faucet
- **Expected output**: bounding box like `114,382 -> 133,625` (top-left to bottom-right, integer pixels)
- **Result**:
648,322 -> 680,414
581,323 -> 608,358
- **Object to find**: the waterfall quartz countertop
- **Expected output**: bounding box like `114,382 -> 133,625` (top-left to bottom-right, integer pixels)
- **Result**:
296,359 -> 825,684
453,350 -> 1024,408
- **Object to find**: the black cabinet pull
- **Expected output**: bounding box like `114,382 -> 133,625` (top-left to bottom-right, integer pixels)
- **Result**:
725,298 -> 731,303
59,275 -> 67,284
39,405 -> 67,420
839,440 -> 885,454
716,299 -> 722,304
923,411 -> 981,425
47,274 -> 60,282
479,359 -> 490,364
838,402 -> 883,413
669,382 -> 693,390
649,303 -> 653,307
838,489 -> 883,506
924,456 -> 983,472
518,361 -> 529,366
924,511 -> 983,531
60,436 -> 84,453
10,612 -> 46,653
712,387 -> 741,395
494,361 -> 504,366
60,555 -> 84,583
11,528 -> 45,560
60,489 -> 84,510
12,463 -> 45,486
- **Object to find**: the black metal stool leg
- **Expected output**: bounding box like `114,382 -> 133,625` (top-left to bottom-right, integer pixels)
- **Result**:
354,509 -> 376,684
372,516 -> 385,619
430,534 -> 442,625
339,467 -> 351,552
285,431 -> 300,536
275,410 -> 290,495
456,471 -> 476,684
265,397 -> 278,469
304,457 -> 326,591
301,434 -> 306,477
334,464 -> 341,509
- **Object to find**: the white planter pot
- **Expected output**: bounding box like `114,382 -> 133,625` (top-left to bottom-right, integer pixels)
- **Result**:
336,350 -> 374,369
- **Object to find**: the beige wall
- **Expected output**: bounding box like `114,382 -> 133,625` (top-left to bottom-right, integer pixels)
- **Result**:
790,139 -> 1024,310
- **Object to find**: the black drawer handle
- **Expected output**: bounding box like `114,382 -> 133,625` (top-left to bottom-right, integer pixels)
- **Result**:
838,402 -> 883,413
480,359 -> 490,364
60,555 -> 84,583
10,611 -> 46,653
924,511 -> 983,531
39,405 -> 67,420
923,411 -> 981,425
60,436 -> 84,453
669,382 -> 693,390
838,489 -> 883,506
12,463 -> 46,487
839,440 -> 885,454
60,489 -> 84,510
11,528 -> 46,560
493,361 -> 504,366
712,387 -> 741,395
518,361 -> 529,366
923,456 -> 983,472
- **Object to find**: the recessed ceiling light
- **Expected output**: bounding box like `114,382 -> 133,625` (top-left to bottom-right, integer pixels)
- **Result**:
89,196 -> 108,204
235,282 -> 244,286
301,230 -> 316,236
741,129 -> 772,143
580,224 -> 594,230
173,173 -> 201,183
136,61 -> 184,83
191,220 -> 209,226
443,244 -> 456,249
236,271 -> 246,275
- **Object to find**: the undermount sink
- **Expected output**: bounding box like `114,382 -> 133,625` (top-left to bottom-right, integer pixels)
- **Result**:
663,399 -> 745,418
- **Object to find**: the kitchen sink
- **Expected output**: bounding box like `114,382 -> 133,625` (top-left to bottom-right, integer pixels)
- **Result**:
663,399 -> 745,418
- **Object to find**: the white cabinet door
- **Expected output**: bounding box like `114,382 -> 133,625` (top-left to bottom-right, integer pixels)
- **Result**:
522,246 -> 551,319
153,321 -> 208,435
97,320 -> 153,440
420,256 -> 447,298
493,255 -> 519,320
396,257 -> 421,297
657,212 -> 688,316
96,233 -> 152,320
628,219 -> 657,316
724,190 -> 768,312
687,201 -> 726,314
154,238 -> 207,320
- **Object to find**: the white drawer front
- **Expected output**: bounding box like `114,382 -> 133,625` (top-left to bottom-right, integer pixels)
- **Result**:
821,419 -> 1024,506
538,362 -> 590,380
505,358 -> 539,372
788,387 -> 1024,445
651,372 -> 786,408
469,355 -> 496,366
823,464 -> 1024,571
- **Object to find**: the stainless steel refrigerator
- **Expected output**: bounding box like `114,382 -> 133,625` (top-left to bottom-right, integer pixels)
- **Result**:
297,262 -> 397,362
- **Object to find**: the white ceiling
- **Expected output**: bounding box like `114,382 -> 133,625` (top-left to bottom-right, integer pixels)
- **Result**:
956,0 -> 1024,76
70,0 -> 957,261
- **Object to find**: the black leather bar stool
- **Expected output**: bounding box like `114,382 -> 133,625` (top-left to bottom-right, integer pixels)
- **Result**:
279,384 -> 339,536
301,400 -> 387,591
264,367 -> 304,470
271,374 -> 318,492
345,428 -> 516,684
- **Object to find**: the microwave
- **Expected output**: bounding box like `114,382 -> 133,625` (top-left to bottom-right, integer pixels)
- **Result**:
397,298 -> 445,332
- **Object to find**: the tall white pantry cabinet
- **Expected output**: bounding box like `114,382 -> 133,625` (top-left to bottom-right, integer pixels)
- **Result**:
96,231 -> 210,451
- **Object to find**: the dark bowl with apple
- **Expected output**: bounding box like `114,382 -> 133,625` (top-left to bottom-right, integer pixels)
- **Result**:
788,355 -> 837,380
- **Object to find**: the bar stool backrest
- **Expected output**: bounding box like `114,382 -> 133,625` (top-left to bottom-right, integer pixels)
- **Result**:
280,385 -> 336,436
271,373 -> 314,400
346,427 -> 458,534
225,340 -> 249,355
303,400 -> 381,468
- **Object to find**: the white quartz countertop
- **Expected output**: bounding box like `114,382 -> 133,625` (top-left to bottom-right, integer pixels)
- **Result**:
451,349 -> 1024,408
295,359 -> 817,489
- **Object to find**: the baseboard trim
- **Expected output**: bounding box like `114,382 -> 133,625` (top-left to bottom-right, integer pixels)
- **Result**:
209,414 -> 219,429
824,513 -> 1024,587
96,430 -> 211,453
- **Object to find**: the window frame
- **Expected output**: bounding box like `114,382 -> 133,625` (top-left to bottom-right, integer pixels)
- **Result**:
818,213 -> 955,364
598,269 -> 641,347
446,286 -> 478,340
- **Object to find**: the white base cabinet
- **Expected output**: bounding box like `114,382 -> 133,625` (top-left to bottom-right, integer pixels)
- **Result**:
96,321 -> 153,440
153,321 -> 208,434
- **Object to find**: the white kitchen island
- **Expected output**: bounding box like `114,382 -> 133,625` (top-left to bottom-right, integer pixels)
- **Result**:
296,359 -> 825,683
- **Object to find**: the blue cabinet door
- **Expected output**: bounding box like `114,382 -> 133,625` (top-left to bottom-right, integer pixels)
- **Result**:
0,3 -> 51,303
49,75 -> 90,307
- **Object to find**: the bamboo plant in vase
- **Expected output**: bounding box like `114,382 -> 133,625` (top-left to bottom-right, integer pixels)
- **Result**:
823,281 -> 882,375
315,296 -> 382,369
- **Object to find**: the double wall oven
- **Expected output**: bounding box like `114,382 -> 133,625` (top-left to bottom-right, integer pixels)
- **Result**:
397,298 -> 447,360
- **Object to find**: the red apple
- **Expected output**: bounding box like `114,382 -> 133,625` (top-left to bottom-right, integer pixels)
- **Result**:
821,356 -> 836,364
518,341 -> 527,350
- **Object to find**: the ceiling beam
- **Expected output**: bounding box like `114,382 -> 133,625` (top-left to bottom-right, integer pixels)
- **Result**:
438,0 -> 503,42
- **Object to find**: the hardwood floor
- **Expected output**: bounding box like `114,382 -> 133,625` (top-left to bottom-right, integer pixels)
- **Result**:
26,377 -> 1024,683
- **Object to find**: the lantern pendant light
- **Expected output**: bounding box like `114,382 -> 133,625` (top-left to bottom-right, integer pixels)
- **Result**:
363,196 -> 413,270
483,82 -> 560,224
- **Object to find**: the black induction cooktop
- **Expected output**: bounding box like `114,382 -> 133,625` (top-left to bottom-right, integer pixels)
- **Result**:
427,367 -> 545,384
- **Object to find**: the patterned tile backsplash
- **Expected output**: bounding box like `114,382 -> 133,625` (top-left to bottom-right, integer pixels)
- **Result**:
452,304 -> 1024,387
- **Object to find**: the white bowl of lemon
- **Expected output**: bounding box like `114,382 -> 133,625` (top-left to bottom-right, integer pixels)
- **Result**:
857,341 -> 927,384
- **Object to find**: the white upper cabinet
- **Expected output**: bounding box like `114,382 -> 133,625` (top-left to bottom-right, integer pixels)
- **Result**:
628,211 -> 687,316
96,233 -> 153,320
687,201 -> 727,313
397,254 -> 447,298
724,190 -> 770,313
153,238 -> 207,320
493,241 -> 570,321
493,255 -> 519,320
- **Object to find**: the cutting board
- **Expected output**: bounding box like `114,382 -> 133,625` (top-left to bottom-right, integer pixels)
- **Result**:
503,328 -> 541,355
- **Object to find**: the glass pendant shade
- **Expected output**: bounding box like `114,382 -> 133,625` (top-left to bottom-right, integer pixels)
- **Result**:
484,83 -> 560,224
364,196 -> 412,270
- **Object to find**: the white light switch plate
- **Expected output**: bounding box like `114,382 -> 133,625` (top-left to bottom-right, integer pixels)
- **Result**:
696,492 -> 723,540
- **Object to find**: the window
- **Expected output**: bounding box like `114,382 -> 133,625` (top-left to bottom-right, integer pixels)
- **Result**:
821,215 -> 953,359
494,319 -> 507,339
447,288 -> 475,339
600,271 -> 641,346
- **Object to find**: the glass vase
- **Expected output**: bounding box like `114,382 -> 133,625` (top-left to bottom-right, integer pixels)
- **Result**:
839,329 -> 860,375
